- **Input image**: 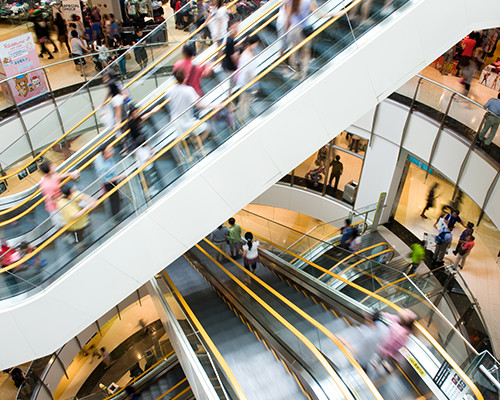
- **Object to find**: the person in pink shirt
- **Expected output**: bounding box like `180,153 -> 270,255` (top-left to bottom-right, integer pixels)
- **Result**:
173,44 -> 210,97
453,235 -> 475,270
457,32 -> 477,77
39,161 -> 79,226
375,309 -> 417,372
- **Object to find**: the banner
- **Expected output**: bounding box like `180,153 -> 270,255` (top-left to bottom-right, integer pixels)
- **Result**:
61,0 -> 83,22
0,32 -> 48,105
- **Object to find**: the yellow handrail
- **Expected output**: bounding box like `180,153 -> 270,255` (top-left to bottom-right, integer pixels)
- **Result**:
162,271 -> 248,400
317,242 -> 390,280
161,386 -> 191,400
250,232 -> 484,400
0,0 -> 361,275
0,0 -> 281,222
201,238 -> 384,400
192,243 -> 355,400
155,378 -> 188,400
102,350 -> 175,400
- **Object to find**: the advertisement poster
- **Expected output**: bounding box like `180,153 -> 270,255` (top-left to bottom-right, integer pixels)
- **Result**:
0,32 -> 48,105
52,0 -> 83,22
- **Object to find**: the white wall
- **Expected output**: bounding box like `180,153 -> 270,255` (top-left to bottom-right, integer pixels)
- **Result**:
1,0 -> 500,368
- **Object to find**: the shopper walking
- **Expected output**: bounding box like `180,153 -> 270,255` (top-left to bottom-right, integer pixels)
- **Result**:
477,93 -> 500,147
453,222 -> 474,255
210,225 -> 229,261
39,161 -> 80,227
408,241 -> 425,275
432,225 -> 452,265
328,155 -> 343,193
132,27 -> 149,69
95,144 -> 125,218
235,35 -> 259,121
242,231 -> 260,283
453,235 -> 475,270
227,217 -> 242,257
205,0 -> 229,53
58,183 -> 96,246
349,229 -> 361,253
54,13 -> 71,53
173,44 -> 209,96
339,219 -> 355,250
420,183 -> 439,219
222,20 -> 240,91
33,15 -> 57,59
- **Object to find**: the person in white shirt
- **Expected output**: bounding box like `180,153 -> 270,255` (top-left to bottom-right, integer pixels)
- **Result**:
154,69 -> 214,151
70,30 -> 88,76
242,231 -> 260,283
236,35 -> 259,121
349,229 -> 361,253
204,0 -> 229,57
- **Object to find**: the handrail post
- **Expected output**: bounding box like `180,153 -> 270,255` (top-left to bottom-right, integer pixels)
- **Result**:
7,82 -> 35,158
42,68 -> 66,135
397,77 -> 422,162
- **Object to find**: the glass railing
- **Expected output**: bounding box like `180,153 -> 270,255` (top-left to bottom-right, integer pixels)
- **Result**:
248,224 -> 486,399
0,0 -> 263,199
392,74 -> 500,167
0,0 -> 415,301
0,0 -> 278,237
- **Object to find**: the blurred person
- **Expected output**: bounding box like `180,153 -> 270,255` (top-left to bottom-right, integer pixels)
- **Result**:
69,14 -> 85,37
235,35 -> 259,121
132,27 -> 148,69
95,36 -> 110,68
222,20 -> 241,92
349,228 -> 361,253
111,35 -> 128,77
125,386 -> 139,400
58,183 -> 97,245
54,13 -> 71,53
211,225 -> 229,261
134,135 -> 160,195
70,30 -> 89,76
18,242 -> 46,268
33,15 -> 57,59
408,240 -> 425,275
374,309 -> 417,373
99,347 -> 113,368
339,219 -> 355,249
155,69 -> 214,148
3,367 -> 26,388
432,225 -> 452,265
338,310 -> 388,372
453,221 -> 474,255
453,235 -> 475,270
443,209 -> 464,231
456,33 -> 477,78
242,231 -> 260,283
204,0 -> 229,56
328,155 -> 343,193
0,239 -> 20,291
95,144 -> 126,218
420,182 -> 439,219
227,217 -> 242,257
39,161 -> 80,227
105,80 -> 126,133
109,14 -> 120,38
173,44 -> 210,96
477,93 -> 500,147
91,6 -> 102,40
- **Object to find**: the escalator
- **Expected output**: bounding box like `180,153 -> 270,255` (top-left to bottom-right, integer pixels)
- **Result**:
163,246 -> 385,399
0,0 -> 495,368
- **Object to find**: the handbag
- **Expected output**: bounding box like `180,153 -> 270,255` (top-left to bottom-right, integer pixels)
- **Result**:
458,245 -> 467,256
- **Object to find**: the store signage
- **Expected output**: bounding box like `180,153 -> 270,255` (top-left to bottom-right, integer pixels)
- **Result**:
0,33 -> 48,105
60,0 -> 83,22
408,155 -> 433,174
434,361 -> 473,399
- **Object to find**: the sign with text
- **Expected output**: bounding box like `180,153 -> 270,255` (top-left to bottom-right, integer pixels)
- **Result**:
0,33 -> 48,105
61,0 -> 83,22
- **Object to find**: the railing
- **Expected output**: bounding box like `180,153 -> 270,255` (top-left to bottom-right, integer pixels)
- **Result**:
236,209 -> 491,365
249,224 -> 486,399
392,73 -> 500,169
0,0 -> 211,181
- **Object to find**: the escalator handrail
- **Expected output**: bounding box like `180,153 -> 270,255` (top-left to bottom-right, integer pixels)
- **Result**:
316,242 -> 390,280
326,248 -> 395,281
0,0 -> 281,222
192,243 -> 356,400
154,378 -> 189,400
162,271 -> 248,400
101,350 -> 176,400
0,0 -> 358,274
0,0 -> 197,184
201,238 -> 384,400
250,232 -> 485,400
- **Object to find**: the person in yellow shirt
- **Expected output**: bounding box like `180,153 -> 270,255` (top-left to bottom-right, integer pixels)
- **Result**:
57,183 -> 97,247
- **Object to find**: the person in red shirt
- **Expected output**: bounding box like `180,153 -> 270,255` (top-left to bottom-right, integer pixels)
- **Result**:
453,235 -> 475,270
173,44 -> 210,96
457,32 -> 477,77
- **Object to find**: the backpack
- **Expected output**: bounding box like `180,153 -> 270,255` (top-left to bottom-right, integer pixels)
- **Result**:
435,231 -> 449,245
